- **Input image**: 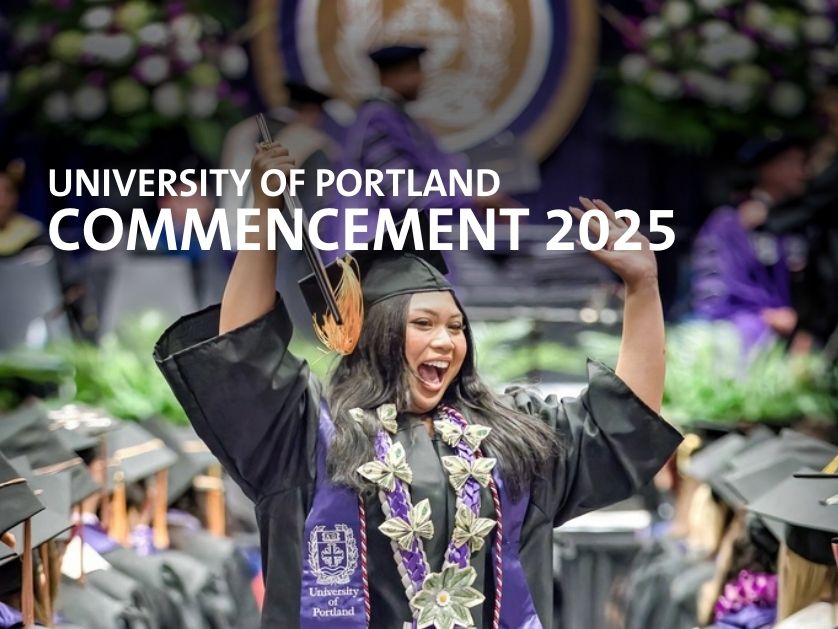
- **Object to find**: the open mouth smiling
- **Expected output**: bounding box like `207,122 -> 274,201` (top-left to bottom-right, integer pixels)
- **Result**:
416,360 -> 450,388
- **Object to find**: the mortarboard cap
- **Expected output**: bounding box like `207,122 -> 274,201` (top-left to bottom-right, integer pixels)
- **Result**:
716,434 -> 837,508
0,451 -> 42,537
7,466 -> 73,555
285,80 -> 332,105
105,421 -> 178,549
748,472 -> 838,566
47,404 -> 117,456
738,135 -> 810,168
142,418 -> 216,503
0,405 -> 99,504
298,211 -> 452,354
106,421 -> 178,487
368,44 -> 427,69
685,426 -> 773,485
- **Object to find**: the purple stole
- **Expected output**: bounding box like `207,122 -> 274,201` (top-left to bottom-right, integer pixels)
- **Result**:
300,403 -> 542,627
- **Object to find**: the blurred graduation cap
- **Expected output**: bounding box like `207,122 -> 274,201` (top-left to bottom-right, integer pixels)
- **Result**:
106,421 -> 178,549
0,451 -> 43,540
142,418 -> 215,503
685,426 -> 774,486
47,403 -> 118,457
716,434 -> 837,508
748,472 -> 838,566
7,463 -> 74,554
143,418 -> 228,537
0,404 -> 99,504
0,451 -> 44,625
738,135 -> 810,168
368,43 -> 427,69
298,211 -> 451,354
106,421 -> 178,488
285,80 -> 332,105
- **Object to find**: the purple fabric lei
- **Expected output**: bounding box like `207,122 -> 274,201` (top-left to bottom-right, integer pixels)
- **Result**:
714,570 -> 778,621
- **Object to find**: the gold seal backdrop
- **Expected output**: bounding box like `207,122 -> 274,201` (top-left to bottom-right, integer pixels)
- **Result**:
251,0 -> 598,159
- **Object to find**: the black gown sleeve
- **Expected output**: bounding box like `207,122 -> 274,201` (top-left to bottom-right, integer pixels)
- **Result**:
153,295 -> 317,502
505,360 -> 683,527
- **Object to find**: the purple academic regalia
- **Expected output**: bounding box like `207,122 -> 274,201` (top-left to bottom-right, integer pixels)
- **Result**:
0,603 -> 21,629
329,95 -> 471,251
692,207 -> 791,349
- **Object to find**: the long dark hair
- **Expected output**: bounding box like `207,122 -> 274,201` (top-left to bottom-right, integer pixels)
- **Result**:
326,292 -> 560,500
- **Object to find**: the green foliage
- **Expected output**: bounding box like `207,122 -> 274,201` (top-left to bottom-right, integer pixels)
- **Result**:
662,322 -> 838,425
45,312 -> 187,424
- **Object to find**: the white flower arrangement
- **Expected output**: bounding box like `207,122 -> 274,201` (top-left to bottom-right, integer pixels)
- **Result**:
610,0 -> 838,149
8,0 -> 249,156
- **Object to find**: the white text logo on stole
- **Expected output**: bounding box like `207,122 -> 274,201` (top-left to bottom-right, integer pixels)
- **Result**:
309,524 -> 359,585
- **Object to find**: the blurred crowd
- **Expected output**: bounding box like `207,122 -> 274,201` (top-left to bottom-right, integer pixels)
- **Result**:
1,373 -> 263,629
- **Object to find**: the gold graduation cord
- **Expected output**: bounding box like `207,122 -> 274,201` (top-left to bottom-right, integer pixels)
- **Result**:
152,470 -> 169,551
21,520 -> 34,627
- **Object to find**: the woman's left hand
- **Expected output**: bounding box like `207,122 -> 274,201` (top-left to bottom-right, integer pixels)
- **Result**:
570,197 -> 659,290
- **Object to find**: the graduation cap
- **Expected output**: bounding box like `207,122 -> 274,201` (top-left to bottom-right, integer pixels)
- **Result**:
298,211 -> 451,355
47,403 -> 117,456
0,451 -> 42,536
738,135 -> 810,168
748,472 -> 838,566
368,44 -> 427,68
716,434 -> 837,508
0,404 -> 99,504
285,80 -> 332,105
142,418 -> 216,504
685,426 -> 774,486
7,465 -> 74,554
0,450 -> 44,625
143,418 -> 226,538
105,421 -> 178,549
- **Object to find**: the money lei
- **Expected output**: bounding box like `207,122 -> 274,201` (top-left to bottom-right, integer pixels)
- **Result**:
356,404 -> 497,628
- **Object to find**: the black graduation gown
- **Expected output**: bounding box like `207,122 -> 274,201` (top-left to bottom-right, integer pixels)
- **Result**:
154,299 -> 682,629
168,526 -> 261,629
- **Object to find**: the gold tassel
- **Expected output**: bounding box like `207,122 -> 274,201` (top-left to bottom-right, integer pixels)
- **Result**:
206,464 -> 226,538
109,471 -> 129,546
152,470 -> 170,550
21,520 -> 34,627
37,544 -> 52,628
824,454 -> 838,474
312,255 -> 364,356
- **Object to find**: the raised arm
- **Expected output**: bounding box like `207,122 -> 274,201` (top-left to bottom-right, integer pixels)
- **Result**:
570,197 -> 665,412
219,142 -> 294,335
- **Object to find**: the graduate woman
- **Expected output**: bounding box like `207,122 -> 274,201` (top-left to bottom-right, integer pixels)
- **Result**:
154,143 -> 683,629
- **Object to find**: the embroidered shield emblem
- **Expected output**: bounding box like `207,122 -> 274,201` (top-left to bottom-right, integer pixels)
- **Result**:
308,524 -> 359,585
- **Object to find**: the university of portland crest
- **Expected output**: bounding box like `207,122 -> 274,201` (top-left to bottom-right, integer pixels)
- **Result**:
308,524 -> 359,585
251,0 -> 598,158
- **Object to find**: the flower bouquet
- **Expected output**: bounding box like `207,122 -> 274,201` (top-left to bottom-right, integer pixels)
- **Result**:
607,0 -> 838,151
7,0 -> 250,157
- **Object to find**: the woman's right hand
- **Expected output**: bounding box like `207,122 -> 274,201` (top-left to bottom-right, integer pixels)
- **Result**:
251,141 -> 295,209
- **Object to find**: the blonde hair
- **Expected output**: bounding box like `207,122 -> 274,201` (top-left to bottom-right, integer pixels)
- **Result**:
698,511 -> 747,625
687,482 -> 731,555
777,544 -> 838,621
